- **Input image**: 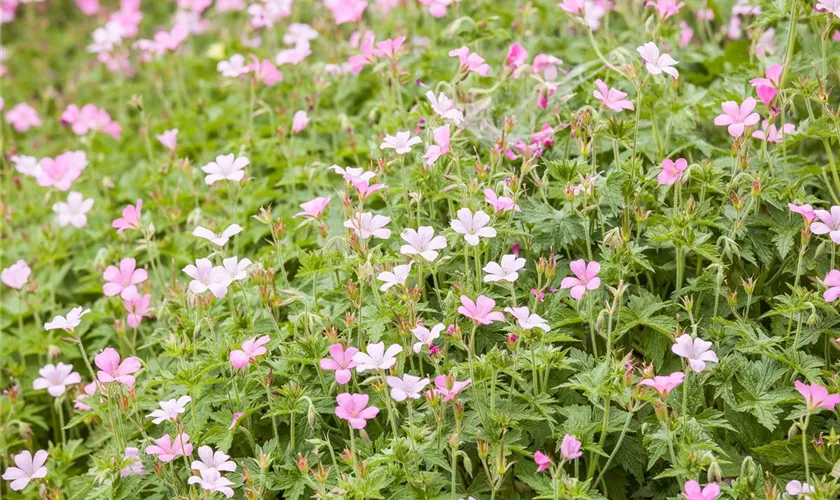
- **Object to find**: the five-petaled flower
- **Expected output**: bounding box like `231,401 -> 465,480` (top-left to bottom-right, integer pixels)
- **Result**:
95,347 -> 142,386
458,295 -> 505,324
637,42 -> 679,79
794,380 -> 840,412
2,450 -> 48,491
145,433 -> 193,462
714,97 -> 760,137
146,396 -> 192,424
560,259 -> 601,299
353,342 -> 403,372
451,208 -> 496,246
230,335 -> 271,369
400,226 -> 447,262
810,206 -> 840,244
320,344 -> 359,384
671,335 -> 719,373
334,393 -> 380,429
639,371 -> 684,396
33,362 -> 82,397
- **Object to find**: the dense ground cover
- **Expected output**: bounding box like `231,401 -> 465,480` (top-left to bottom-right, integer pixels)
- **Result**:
2,0 -> 840,498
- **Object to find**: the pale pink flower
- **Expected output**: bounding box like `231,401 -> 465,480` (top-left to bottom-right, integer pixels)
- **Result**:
789,203 -> 817,223
755,28 -> 776,57
644,0 -> 684,19
752,119 -> 794,143
786,480 -> 814,499
373,36 -> 406,59
247,0 -> 291,29
424,124 -> 451,165
146,396 -> 191,424
811,206 -> 840,244
411,322 -> 444,353
671,335 -> 718,372
295,196 -> 330,218
816,0 -> 840,17
386,374 -> 430,402
532,54 -> 563,80
95,347 -> 141,385
750,64 -> 782,106
324,0 -> 367,24
714,97 -> 760,137
2,450 -> 48,491
484,255 -> 526,283
352,180 -> 388,200
192,446 -> 236,474
505,43 -> 529,73
795,380 -> 840,412
657,158 -> 688,185
344,212 -> 391,240
74,381 -> 98,411
87,21 -> 123,54
560,434 -> 583,459
534,450 -> 551,472
378,263 -> 412,291
33,362 -> 81,397
283,23 -> 318,45
504,306 -> 550,332
119,448 -> 145,478
426,91 -> 464,125
229,412 -> 245,429
192,224 -> 243,246
448,46 -> 490,76
637,42 -> 679,79
229,335 -> 270,368
292,110 -> 309,133
2,260 -> 30,289
124,293 -> 153,327
484,189 -> 520,213
36,151 -> 87,191
557,0 -> 585,15
60,104 -> 121,138
451,208 -> 496,246
145,433 -> 193,462
330,165 -> 377,184
432,375 -> 471,402
156,129 -> 178,150
824,270 -> 840,302
458,295 -> 505,324
678,21 -> 694,48
183,258 -> 231,297
639,371 -> 684,396
560,259 -> 601,300
11,155 -> 41,177
320,344 -> 359,384
353,342 -> 402,372
418,0 -> 459,18
188,469 -> 235,498
44,306 -> 90,331
201,154 -> 249,185
248,56 -> 283,85
103,257 -> 148,299
682,480 -> 721,500
335,393 -> 379,429
52,191 -> 94,228
347,32 -> 376,73
275,43 -> 311,65
380,130 -> 422,154
593,79 -> 634,112
5,103 -> 41,132
112,199 -> 142,234
400,226 -> 447,261
75,0 -> 100,15
220,256 -> 252,283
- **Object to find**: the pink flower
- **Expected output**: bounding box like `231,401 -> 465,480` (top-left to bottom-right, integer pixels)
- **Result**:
36,151 -> 87,191
5,103 -> 41,132
560,434 -> 583,459
637,42 -> 679,78
750,64 -> 782,106
188,469 -> 235,498
292,110 -> 309,134
534,450 -> 551,472
44,307 -> 90,331
678,21 -> 694,48
320,344 -> 359,384
532,54 -> 563,80
75,0 -> 100,15
557,0 -> 586,15
2,450 -> 48,491
505,43 -> 528,73
789,203 -> 816,223
682,480 -> 721,500
331,165 -> 376,184
639,371 -> 684,396
380,130 -> 422,154
794,380 -> 840,412
458,295 -> 505,324
124,293 -> 153,327
451,208 -> 496,246
432,375 -> 471,402
386,374 -> 430,401
344,212 -> 391,240
657,158 -> 688,185
2,260 -> 30,289
33,362 -> 81,397
324,0 -> 367,24
74,381 -> 98,411
229,412 -> 245,429
714,97 -> 760,137
191,446 -> 236,474
295,196 -> 330,218
484,189 -> 521,213
448,46 -> 490,76
347,32 -> 376,73
334,393 -> 379,429
248,56 -> 283,86
824,270 -> 840,302
560,259 -> 601,300
229,335 -> 271,369
400,226 -> 447,262
373,36 -> 406,59
756,28 -> 775,56
112,199 -> 143,234
504,306 -> 550,332
61,104 -> 121,138
192,224 -> 243,247
484,255 -> 526,283
671,335 -> 718,372
752,119 -> 794,143
593,79 -> 634,112
103,257 -> 148,299
811,206 -> 840,244
418,0 -> 459,18
426,91 -> 464,125
785,480 -> 815,499
146,396 -> 191,424
644,0 -> 684,19
119,448 -> 145,478
156,129 -> 178,150
424,124 -> 451,165
352,180 -> 388,200
152,25 -> 189,52
95,347 -> 141,386
145,433 -> 193,462
816,0 -> 840,17
411,323 -> 444,353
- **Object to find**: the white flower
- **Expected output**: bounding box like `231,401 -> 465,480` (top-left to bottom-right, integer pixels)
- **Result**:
192,224 -> 243,246
671,335 -> 719,373
386,374 -> 430,402
425,91 -> 464,125
188,468 -> 235,498
636,42 -> 679,79
2,450 -> 48,492
483,254 -> 526,283
146,396 -> 191,425
343,212 -> 391,240
11,155 -> 41,177
217,54 -> 249,77
283,23 -> 318,45
816,0 -> 840,17
450,208 -> 496,246
52,191 -> 94,228
44,306 -> 91,331
400,227 -> 447,262
330,165 -> 376,184
191,446 -> 237,474
87,21 -> 124,54
353,342 -> 403,372
32,362 -> 82,397
201,154 -> 249,185
504,306 -> 550,332
380,131 -> 422,155
411,322 -> 444,353
183,258 -> 232,298
221,256 -> 252,282
377,262 -> 412,291
786,480 -> 814,500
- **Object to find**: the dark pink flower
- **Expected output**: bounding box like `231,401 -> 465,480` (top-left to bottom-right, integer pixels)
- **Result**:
112,199 -> 143,234
334,393 -> 379,429
320,344 -> 359,385
95,347 -> 141,386
794,380 -> 840,412
103,258 -> 148,299
458,295 -> 505,324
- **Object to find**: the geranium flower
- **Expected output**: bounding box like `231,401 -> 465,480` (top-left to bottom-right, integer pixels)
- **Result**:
295,196 -> 330,218
823,270 -> 840,302
682,480 -> 720,500
810,206 -> 840,244
532,54 -> 563,80
11,155 -> 41,177
755,28 -> 775,56
644,0 -> 684,19
74,381 -> 98,411
248,56 -> 283,85
561,434 -> 583,459
373,36 -> 406,59
451,208 -> 496,246
657,158 -> 688,186
671,335 -> 718,372
352,180 -> 388,200
330,165 -> 377,184
292,110 -> 309,133
483,254 -> 526,283
353,342 -> 402,372
112,199 -> 142,234
220,256 -> 252,282
217,54 -> 249,77
146,396 -> 191,424
794,380 -> 840,412
5,103 -> 41,132
750,64 -> 782,106
52,191 -> 94,228
752,119 -> 794,143
44,306 -> 91,331
504,306 -> 550,332
448,46 -> 490,76
560,259 -> 601,299
103,257 -> 148,299
424,124 -> 451,165
145,433 -> 193,462
639,371 -> 684,396
714,97 -> 760,137
119,448 -> 145,478
458,295 -> 505,324
426,91 -> 464,125
320,344 -> 359,384
124,293 -> 153,327
61,104 -> 121,138
95,347 -> 141,386
411,322 -> 444,353
386,374 -> 430,402
335,393 -> 379,429
534,450 -> 551,472
432,375 -> 471,402
191,446 -> 236,474
192,224 -> 243,247
789,203 -> 816,223
229,335 -> 271,369
637,42 -> 679,79
324,0 -> 367,24
593,79 -> 634,112
786,480 -> 814,499
188,469 -> 235,498
156,129 -> 178,150
344,212 -> 391,240
380,131 -> 422,155
418,0 -> 459,18
378,263 -> 413,291
400,226 -> 447,261
484,189 -> 521,213
2,450 -> 47,491
183,258 -> 232,298
33,362 -> 81,397
505,43 -> 528,73
2,260 -> 31,289
36,151 -> 87,191
816,0 -> 840,17
201,154 -> 249,185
